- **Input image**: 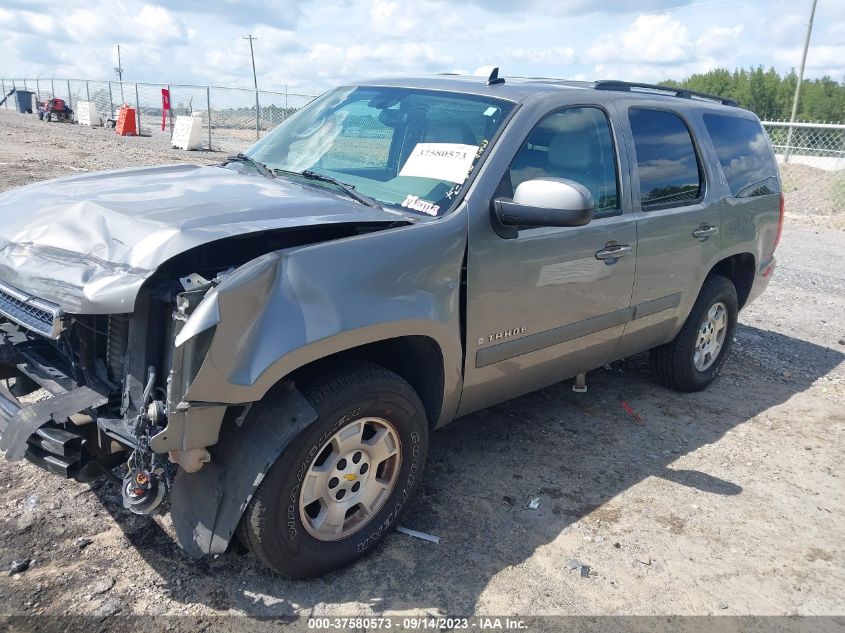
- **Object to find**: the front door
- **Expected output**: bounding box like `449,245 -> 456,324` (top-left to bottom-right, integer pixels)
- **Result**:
458,104 -> 637,416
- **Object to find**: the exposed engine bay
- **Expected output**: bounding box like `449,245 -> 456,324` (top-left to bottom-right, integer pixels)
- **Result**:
0,222 -> 401,516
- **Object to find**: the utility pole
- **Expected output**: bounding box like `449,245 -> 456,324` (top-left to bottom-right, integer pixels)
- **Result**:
785,0 -> 817,163
243,34 -> 260,139
114,44 -> 125,103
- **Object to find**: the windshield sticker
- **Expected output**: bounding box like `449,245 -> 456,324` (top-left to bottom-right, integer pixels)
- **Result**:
444,184 -> 462,201
399,143 -> 479,183
483,107 -> 498,116
401,195 -> 440,216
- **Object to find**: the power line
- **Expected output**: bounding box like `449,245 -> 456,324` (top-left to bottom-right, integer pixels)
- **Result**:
610,0 -> 739,21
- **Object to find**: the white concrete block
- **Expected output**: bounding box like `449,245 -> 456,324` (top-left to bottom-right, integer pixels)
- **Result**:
76,101 -> 102,126
172,115 -> 204,150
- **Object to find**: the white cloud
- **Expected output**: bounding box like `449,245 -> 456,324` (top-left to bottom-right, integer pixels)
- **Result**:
588,14 -> 690,65
774,45 -> 845,73
695,25 -> 743,57
503,47 -> 575,65
0,0 -> 842,94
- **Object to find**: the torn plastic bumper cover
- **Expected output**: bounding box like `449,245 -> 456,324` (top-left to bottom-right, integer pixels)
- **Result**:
0,380 -> 108,461
170,382 -> 317,557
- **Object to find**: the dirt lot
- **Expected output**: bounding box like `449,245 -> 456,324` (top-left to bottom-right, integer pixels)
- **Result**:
0,109 -> 843,621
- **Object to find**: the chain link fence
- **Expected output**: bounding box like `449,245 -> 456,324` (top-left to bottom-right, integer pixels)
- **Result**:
761,121 -> 845,170
2,78 -> 843,170
1,77 -> 316,153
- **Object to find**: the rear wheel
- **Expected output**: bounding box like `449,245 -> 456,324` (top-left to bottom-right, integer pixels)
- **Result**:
650,275 -> 738,392
237,362 -> 428,578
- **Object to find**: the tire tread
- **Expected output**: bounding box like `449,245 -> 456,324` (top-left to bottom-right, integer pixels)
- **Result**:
237,361 -> 425,576
650,275 -> 737,392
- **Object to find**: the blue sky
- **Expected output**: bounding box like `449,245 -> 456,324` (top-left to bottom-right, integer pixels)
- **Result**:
1,0 -> 843,95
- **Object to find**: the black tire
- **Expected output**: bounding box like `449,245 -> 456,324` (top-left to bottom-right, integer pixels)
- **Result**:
238,361 -> 428,578
650,274 -> 738,392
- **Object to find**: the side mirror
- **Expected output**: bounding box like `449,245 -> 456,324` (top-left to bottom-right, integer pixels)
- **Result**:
492,178 -> 595,229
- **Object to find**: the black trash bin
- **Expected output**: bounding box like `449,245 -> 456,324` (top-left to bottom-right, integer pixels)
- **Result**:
15,90 -> 34,114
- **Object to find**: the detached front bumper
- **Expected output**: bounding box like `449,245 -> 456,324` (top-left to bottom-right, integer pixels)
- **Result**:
0,325 -> 110,477
0,381 -> 109,478
0,379 -> 21,442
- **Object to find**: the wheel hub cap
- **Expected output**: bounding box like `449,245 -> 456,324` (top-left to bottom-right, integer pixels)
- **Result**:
694,301 -> 728,371
298,417 -> 401,541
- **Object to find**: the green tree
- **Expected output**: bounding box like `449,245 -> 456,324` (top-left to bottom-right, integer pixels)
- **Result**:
659,67 -> 845,122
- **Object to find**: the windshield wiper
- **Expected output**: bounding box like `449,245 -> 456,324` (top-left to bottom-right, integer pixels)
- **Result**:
274,168 -> 382,210
225,153 -> 275,180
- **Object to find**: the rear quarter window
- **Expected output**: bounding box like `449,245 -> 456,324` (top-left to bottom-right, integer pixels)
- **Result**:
702,114 -> 780,198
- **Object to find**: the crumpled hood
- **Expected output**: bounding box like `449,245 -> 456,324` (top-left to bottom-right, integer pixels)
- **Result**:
0,164 -> 406,313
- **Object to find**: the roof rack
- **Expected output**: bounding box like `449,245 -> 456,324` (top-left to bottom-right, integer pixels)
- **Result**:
593,80 -> 739,107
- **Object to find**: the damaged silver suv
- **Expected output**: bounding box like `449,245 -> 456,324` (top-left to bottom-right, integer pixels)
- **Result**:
0,73 -> 782,577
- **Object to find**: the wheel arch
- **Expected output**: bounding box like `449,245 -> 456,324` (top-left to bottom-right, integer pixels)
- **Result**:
286,335 -> 447,429
707,251 -> 756,310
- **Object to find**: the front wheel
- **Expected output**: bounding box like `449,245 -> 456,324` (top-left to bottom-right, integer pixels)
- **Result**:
237,362 -> 429,578
650,275 -> 738,392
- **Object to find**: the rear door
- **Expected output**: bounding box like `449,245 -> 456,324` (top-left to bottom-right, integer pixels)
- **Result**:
458,101 -> 638,416
613,103 -> 723,358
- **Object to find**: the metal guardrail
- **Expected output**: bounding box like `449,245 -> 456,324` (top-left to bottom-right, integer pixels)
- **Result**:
0,77 -> 317,152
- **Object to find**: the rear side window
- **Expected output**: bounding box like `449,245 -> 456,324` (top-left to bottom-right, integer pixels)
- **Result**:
629,109 -> 702,208
703,114 -> 780,198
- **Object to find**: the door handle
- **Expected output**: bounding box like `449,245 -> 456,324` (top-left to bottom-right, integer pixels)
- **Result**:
693,225 -> 719,240
595,244 -> 632,260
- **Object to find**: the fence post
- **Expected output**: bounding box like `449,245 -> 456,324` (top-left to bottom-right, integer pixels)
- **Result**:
206,86 -> 212,151
784,123 -> 793,164
1,79 -> 5,109
36,78 -> 40,102
108,82 -> 114,119
255,89 -> 260,140
67,80 -> 72,111
86,80 -> 90,102
50,78 -> 55,99
23,78 -> 27,91
135,82 -> 141,134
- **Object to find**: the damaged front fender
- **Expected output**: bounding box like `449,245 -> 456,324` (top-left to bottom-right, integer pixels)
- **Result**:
180,213 -> 467,425
169,381 -> 317,557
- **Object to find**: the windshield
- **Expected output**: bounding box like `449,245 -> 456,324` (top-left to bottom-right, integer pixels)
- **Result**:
244,86 -> 514,217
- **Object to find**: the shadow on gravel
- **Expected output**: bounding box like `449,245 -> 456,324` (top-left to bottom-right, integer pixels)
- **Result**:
90,323 -> 843,615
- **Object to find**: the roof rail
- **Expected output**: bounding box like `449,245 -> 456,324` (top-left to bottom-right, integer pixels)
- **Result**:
593,80 -> 739,107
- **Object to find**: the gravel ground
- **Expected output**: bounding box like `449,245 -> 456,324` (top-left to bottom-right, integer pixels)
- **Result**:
0,109 -> 843,623
781,163 -> 845,231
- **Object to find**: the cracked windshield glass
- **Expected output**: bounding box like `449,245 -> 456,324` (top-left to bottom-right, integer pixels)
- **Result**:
244,86 -> 514,217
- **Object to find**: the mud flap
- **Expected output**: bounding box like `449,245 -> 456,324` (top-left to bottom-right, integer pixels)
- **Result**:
170,382 -> 317,558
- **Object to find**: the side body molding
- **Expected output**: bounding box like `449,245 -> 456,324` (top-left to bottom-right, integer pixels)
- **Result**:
183,209 -> 468,428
